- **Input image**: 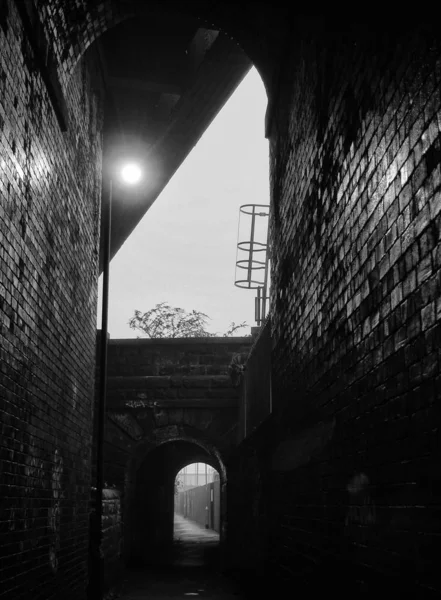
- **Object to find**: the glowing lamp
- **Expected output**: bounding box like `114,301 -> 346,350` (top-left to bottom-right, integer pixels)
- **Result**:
121,163 -> 142,185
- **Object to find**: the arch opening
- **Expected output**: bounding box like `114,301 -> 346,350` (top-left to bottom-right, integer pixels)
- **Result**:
57,2 -> 271,93
173,463 -> 221,564
128,439 -> 227,568
173,463 -> 222,568
77,5 -> 269,271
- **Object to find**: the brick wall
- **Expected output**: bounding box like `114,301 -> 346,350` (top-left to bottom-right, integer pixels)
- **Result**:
226,438 -> 269,575
94,337 -> 248,567
238,318 -> 272,442
107,337 -> 252,378
0,3 -> 103,599
2,5 -> 441,597
102,336 -> 252,488
101,489 -> 123,593
230,19 -> 441,596
88,488 -> 123,597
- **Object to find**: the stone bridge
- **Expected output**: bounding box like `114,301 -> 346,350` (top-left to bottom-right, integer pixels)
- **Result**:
99,336 -> 252,564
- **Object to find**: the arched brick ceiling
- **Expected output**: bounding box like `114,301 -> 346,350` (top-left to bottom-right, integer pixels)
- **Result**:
40,1 -> 291,267
44,1 -> 287,88
138,439 -> 225,486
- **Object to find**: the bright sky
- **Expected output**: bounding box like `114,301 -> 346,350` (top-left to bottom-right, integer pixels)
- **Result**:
97,67 -> 269,339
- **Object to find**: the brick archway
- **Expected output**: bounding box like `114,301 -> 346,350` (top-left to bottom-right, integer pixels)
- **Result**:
125,434 -> 227,566
43,1 -> 279,93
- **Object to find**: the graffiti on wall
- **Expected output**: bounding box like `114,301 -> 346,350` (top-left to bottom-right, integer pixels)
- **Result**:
20,440 -> 65,572
24,446 -> 45,496
48,449 -> 63,573
22,441 -> 46,532
345,472 -> 376,530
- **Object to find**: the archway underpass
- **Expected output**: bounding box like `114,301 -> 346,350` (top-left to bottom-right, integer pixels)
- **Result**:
98,335 -> 253,597
129,441 -> 225,566
117,441 -> 251,599
173,463 -> 221,567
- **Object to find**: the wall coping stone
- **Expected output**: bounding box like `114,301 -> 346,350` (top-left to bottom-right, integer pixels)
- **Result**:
106,336 -> 253,346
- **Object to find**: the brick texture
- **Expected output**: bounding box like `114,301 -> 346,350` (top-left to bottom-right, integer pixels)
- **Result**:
0,3 -> 103,599
229,19 -> 441,596
88,488 -> 123,594
101,338 -> 252,481
2,4 -> 441,598
96,336 -> 251,568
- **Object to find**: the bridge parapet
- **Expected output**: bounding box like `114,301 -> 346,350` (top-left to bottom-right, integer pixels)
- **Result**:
107,337 -> 252,377
100,336 -> 254,457
107,374 -> 239,409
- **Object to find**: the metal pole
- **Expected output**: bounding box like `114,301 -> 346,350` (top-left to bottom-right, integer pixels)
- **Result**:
206,468 -> 209,529
243,376 -> 247,439
262,217 -> 270,322
248,206 -> 256,285
256,286 -> 261,325
94,178 -> 112,599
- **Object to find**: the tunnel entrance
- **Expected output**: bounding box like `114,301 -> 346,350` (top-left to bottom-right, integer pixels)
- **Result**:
172,463 -> 221,568
174,463 -> 221,532
128,439 -> 226,569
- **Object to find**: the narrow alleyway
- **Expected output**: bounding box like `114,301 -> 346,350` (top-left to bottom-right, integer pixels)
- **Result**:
172,514 -> 220,567
116,515 -> 245,599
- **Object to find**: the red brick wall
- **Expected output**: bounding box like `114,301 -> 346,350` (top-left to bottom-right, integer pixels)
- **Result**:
0,3 -> 103,598
230,19 -> 440,596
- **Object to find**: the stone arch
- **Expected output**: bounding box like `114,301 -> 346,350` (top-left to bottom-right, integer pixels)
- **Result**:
129,424 -> 229,479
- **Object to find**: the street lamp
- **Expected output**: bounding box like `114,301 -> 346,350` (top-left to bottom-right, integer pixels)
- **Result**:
121,163 -> 142,185
92,162 -> 142,599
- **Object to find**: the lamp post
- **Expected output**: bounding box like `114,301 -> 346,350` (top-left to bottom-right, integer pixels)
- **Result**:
92,162 -> 142,599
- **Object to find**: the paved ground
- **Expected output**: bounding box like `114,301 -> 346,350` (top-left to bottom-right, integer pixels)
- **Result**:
172,513 -> 220,567
115,514 -> 244,599
173,513 -> 219,543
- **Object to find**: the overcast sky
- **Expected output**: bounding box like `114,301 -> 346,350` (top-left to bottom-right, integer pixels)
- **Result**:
97,67 -> 269,339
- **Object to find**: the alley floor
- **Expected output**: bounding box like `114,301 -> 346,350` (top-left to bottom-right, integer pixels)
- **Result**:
115,515 -> 245,599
